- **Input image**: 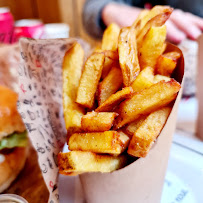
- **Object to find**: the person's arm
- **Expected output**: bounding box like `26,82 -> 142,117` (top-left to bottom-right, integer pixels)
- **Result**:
83,0 -> 203,43
82,0 -> 140,39
82,0 -> 116,39
102,5 -> 203,44
102,3 -> 142,27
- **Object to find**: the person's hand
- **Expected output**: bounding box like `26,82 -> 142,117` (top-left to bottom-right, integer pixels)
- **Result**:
166,9 -> 203,44
102,4 -> 203,44
102,3 -> 142,28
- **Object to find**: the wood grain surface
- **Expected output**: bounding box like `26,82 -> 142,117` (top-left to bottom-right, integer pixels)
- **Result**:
3,144 -> 49,203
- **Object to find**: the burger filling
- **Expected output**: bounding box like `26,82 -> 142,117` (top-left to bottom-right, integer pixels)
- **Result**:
0,131 -> 27,150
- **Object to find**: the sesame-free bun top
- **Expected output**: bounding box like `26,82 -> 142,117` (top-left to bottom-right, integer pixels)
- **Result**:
0,85 -> 25,140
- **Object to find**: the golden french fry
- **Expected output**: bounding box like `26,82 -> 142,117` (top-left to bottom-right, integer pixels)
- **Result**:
154,74 -> 171,83
132,9 -> 149,31
135,6 -> 173,36
102,23 -> 120,51
68,131 -> 129,155
96,87 -> 134,112
58,151 -> 127,175
118,27 -> 140,86
138,25 -> 167,69
115,80 -> 181,129
81,112 -> 118,132
62,43 -> 85,137
161,42 -> 167,54
137,8 -> 172,48
98,66 -> 123,105
76,52 -> 105,109
102,56 -> 119,79
95,50 -> 119,61
117,130 -> 131,146
124,116 -> 147,137
94,50 -> 119,79
93,44 -> 102,52
156,51 -> 181,76
131,67 -> 154,92
127,107 -> 171,157
103,50 -> 119,60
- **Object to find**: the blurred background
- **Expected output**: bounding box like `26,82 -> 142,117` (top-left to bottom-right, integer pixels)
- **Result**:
0,1 -> 202,203
0,0 -> 98,45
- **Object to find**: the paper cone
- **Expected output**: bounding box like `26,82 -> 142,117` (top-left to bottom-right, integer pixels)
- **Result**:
79,43 -> 184,203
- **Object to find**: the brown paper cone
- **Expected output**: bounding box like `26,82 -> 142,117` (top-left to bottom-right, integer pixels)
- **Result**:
197,34 -> 203,141
79,43 -> 184,203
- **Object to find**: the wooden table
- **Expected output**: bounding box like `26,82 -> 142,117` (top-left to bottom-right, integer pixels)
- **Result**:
4,144 -> 49,203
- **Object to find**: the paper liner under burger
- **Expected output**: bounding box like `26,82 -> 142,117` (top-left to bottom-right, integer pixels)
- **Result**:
79,42 -> 184,203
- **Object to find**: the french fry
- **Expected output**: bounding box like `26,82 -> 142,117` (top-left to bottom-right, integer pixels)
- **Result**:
118,27 -> 140,86
95,50 -> 119,79
131,67 -> 154,92
62,43 -> 85,137
138,25 -> 167,69
96,87 -> 134,112
161,42 -> 167,54
117,130 -> 131,147
95,50 -> 119,61
127,107 -> 171,157
132,9 -> 149,31
115,80 -> 181,129
93,45 -> 102,52
102,23 -> 120,51
98,66 -> 123,105
103,50 -> 119,60
76,52 -> 105,109
135,6 -> 173,36
124,116 -> 147,137
58,151 -> 127,175
137,9 -> 172,48
154,74 -> 171,83
81,112 -> 118,132
69,131 -> 129,155
156,51 -> 181,76
102,56 -> 119,79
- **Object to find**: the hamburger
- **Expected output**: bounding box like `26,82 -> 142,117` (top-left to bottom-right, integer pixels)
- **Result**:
0,85 -> 28,193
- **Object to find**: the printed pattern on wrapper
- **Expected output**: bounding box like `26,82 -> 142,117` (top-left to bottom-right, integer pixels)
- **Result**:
18,38 -> 76,203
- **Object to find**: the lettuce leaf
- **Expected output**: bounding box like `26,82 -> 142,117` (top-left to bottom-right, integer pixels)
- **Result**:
0,131 -> 28,150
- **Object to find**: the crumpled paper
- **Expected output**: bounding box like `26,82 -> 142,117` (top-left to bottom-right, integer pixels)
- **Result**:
18,38 -> 76,203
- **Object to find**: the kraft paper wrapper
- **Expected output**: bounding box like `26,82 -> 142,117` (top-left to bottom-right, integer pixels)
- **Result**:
197,34 -> 203,140
80,43 -> 184,203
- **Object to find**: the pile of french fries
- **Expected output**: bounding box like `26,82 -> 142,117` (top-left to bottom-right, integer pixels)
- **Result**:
58,6 -> 182,175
